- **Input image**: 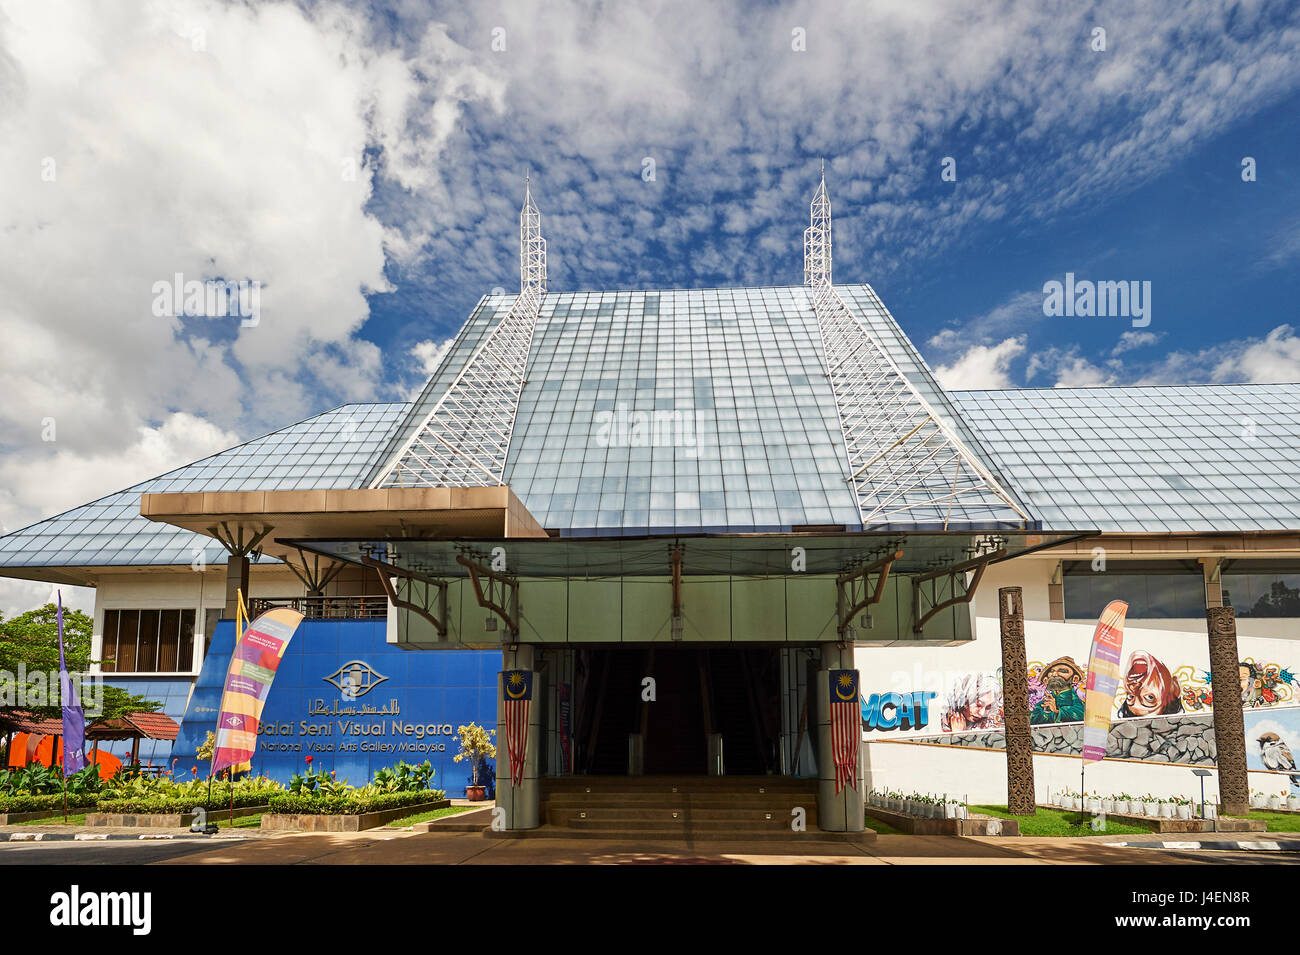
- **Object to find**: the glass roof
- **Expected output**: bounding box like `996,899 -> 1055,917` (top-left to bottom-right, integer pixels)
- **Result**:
0,403 -> 408,569
952,383 -> 1300,533
2,279 -> 1298,575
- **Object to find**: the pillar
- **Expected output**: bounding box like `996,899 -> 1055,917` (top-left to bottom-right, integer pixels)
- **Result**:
998,587 -> 1036,814
224,555 -> 250,619
1207,606 -> 1249,816
815,642 -> 864,832
496,644 -> 541,830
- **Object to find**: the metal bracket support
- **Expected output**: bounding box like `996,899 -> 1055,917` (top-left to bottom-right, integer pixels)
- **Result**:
362,555 -> 449,637
912,547 -> 1006,635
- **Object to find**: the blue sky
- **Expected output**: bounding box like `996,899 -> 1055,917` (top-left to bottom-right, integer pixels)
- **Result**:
355,1 -> 1300,396
0,0 -> 1298,612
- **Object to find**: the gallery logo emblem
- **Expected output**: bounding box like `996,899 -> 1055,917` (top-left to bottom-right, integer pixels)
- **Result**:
324,660 -> 389,699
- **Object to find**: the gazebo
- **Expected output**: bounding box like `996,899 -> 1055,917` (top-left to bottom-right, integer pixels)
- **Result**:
85,711 -> 180,771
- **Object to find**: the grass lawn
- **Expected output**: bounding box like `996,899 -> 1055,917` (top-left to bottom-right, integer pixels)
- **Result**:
16,813 -> 87,826
862,813 -> 906,835
1222,810 -> 1300,834
387,805 -> 476,828
973,804 -> 1151,837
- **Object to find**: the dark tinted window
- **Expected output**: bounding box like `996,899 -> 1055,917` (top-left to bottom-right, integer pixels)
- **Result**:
1064,568 -> 1204,619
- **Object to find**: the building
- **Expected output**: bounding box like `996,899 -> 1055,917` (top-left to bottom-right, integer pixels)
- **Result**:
2,176 -> 1298,827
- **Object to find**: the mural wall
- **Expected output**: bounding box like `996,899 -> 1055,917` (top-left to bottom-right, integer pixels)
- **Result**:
858,622 -> 1300,777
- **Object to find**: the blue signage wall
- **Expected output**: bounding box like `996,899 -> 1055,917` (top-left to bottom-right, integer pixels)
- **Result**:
173,619 -> 499,796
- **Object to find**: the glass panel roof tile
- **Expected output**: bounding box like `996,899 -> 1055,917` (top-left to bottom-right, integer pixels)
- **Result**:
0,402 -> 409,569
5,286 -> 1299,568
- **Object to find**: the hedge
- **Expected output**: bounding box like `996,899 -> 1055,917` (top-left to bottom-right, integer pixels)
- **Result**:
265,790 -> 445,815
94,791 -> 273,814
0,793 -> 101,814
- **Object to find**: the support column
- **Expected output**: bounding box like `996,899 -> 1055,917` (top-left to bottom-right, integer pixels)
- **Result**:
496,644 -> 541,830
998,587 -> 1035,814
224,556 -> 249,620
1207,606 -> 1249,816
815,642 -> 864,832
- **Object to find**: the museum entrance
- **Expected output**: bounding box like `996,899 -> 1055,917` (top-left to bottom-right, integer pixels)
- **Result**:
570,646 -> 781,775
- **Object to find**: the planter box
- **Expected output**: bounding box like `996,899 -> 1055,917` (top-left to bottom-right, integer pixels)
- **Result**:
84,804 -> 270,828
0,808 -> 96,825
866,806 -> 1018,836
261,798 -> 449,832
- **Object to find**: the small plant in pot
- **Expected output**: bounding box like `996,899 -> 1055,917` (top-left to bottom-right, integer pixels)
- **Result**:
453,723 -> 497,801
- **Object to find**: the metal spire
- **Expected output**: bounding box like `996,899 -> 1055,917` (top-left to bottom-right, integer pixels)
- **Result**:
370,176 -> 546,488
803,162 -> 832,287
520,173 -> 547,293
802,170 -> 1031,528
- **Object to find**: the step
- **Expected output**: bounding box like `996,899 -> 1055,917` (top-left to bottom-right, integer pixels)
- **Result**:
568,819 -> 811,833
543,777 -> 811,794
542,792 -> 814,808
547,807 -> 819,824
485,824 -> 875,843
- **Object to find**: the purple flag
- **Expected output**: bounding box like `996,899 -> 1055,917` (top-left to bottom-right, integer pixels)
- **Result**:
57,592 -> 87,776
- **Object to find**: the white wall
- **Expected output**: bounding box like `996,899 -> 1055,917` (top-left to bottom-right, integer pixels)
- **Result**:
864,738 -> 1286,806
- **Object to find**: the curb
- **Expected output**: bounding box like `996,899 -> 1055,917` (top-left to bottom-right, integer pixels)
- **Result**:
1105,839 -> 1300,852
6,831 -> 250,843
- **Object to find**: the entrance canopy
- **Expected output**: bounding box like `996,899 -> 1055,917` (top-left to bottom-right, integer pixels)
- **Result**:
284,529 -> 1089,579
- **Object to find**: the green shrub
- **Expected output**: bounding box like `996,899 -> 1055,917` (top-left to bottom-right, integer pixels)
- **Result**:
0,764 -> 102,797
266,789 -> 444,816
0,792 -> 100,814
370,760 -> 436,793
94,791 -> 272,814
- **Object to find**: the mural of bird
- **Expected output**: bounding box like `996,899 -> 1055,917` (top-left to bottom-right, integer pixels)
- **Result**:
1257,731 -> 1300,786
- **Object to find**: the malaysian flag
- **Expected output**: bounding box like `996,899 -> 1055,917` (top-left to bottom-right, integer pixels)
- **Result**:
828,669 -> 860,793
502,670 -> 533,787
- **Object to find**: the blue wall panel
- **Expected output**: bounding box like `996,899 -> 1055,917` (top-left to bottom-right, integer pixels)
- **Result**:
172,619 -> 499,796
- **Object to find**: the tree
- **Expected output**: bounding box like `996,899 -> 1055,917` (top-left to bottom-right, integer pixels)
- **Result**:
0,603 -> 163,721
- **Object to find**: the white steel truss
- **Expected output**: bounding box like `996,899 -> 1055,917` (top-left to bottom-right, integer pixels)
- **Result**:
803,173 -> 1030,529
372,180 -> 546,488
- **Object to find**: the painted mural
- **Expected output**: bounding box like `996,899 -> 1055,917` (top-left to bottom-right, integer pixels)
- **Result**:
924,649 -> 1300,737
938,672 -> 1003,732
1244,706 -> 1300,797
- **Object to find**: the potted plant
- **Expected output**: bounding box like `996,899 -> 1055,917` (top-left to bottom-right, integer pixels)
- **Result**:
1084,793 -> 1101,814
1268,792 -> 1284,811
1174,797 -> 1193,820
1288,793 -> 1300,811
453,723 -> 497,801
1143,794 -> 1160,816
1250,790 -> 1267,809
1158,797 -> 1174,819
1114,794 -> 1130,815
1101,795 -> 1115,814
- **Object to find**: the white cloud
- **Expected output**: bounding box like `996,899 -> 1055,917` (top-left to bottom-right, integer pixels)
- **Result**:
0,0 -> 502,612
1112,330 -> 1161,355
1212,324 -> 1300,383
933,337 -> 1026,390
0,413 -> 240,537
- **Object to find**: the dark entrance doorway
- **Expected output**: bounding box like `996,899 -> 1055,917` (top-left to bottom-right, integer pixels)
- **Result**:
572,646 -> 781,775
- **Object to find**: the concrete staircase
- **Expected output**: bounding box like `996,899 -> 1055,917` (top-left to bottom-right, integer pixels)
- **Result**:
489,776 -> 873,842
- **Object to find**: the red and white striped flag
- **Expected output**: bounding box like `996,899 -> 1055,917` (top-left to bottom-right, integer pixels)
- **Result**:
502,670 -> 533,787
829,669 -> 860,793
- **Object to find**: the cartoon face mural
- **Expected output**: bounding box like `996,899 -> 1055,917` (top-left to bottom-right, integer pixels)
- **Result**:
1117,651 -> 1183,718
1181,658 -> 1297,712
1029,656 -> 1085,725
940,672 -> 1003,733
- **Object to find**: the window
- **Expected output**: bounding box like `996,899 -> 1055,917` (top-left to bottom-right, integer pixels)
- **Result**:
1223,563 -> 1300,618
1063,562 -> 1204,619
100,608 -> 196,673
